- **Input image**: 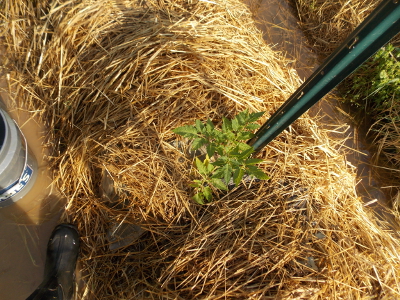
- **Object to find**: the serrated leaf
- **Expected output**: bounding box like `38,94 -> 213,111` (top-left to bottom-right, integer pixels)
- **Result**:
233,168 -> 245,186
195,157 -> 208,175
213,156 -> 228,166
245,123 -> 260,130
222,164 -> 232,186
237,131 -> 254,140
206,119 -> 214,132
239,147 -> 254,159
232,117 -> 239,131
192,138 -> 207,150
247,166 -> 270,180
226,130 -> 235,140
238,142 -> 253,152
229,145 -> 240,157
206,143 -> 216,157
172,125 -> 198,138
248,111 -> 265,122
237,157 -> 246,164
204,156 -> 214,174
211,178 -> 228,191
231,160 -> 241,167
237,111 -> 246,126
190,181 -> 201,188
216,146 -> 224,156
203,186 -> 213,201
245,158 -> 264,165
213,129 -> 223,142
206,162 -> 214,173
204,154 -> 210,165
195,119 -> 204,133
222,117 -> 232,132
193,192 -> 205,205
211,167 -> 225,179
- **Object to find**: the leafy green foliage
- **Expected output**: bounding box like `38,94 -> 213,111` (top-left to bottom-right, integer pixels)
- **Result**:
342,44 -> 400,180
172,110 -> 269,204
344,44 -> 400,121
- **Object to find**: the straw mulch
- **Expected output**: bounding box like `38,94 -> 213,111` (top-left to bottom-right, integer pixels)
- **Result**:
291,0 -> 399,57
292,0 -> 400,208
370,98 -> 400,209
2,0 -> 400,299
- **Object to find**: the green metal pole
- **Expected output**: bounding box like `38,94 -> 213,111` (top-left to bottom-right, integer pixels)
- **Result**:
249,0 -> 400,153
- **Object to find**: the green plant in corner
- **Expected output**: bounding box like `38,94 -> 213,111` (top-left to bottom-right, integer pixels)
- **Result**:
344,44 -> 400,116
172,110 -> 269,204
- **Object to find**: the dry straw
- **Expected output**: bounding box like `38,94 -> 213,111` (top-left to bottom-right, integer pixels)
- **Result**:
292,0 -> 400,205
369,100 -> 400,204
293,0 -> 381,57
1,0 -> 400,299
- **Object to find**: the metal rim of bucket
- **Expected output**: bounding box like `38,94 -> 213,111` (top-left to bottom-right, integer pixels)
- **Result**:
13,119 -> 29,183
0,108 -> 20,180
0,108 -> 37,206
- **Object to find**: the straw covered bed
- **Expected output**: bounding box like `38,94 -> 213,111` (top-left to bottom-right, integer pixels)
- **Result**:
1,0 -> 400,298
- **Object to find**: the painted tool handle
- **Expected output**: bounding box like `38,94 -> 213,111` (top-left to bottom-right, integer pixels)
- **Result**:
249,0 -> 400,153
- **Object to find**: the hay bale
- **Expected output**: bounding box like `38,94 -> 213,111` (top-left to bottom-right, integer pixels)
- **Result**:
1,0 -> 400,299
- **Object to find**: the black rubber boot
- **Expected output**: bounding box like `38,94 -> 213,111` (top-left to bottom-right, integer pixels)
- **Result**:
26,224 -> 80,300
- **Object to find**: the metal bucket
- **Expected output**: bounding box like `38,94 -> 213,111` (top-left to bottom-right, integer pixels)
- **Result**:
0,107 -> 38,207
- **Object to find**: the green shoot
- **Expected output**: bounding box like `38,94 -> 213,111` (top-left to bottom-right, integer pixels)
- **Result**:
173,110 -> 269,204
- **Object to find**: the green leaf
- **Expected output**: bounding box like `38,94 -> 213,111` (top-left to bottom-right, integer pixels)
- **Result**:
245,123 -> 260,130
192,138 -> 207,150
203,186 -> 213,202
190,180 -> 202,188
195,157 -> 208,175
206,119 -> 215,132
216,146 -> 224,156
206,161 -> 214,173
211,178 -> 228,191
172,125 -> 198,138
230,160 -> 241,168
206,143 -> 216,157
237,111 -> 247,126
213,156 -> 228,166
213,129 -> 224,143
237,131 -> 254,140
238,142 -> 253,152
195,119 -> 205,133
222,164 -> 232,186
229,145 -> 240,157
233,168 -> 245,186
246,166 -> 270,180
248,111 -> 265,122
232,117 -> 239,131
245,158 -> 264,165
236,157 -> 245,165
211,167 -> 224,179
222,117 -> 232,132
193,192 -> 205,205
239,146 -> 254,159
226,130 -> 235,140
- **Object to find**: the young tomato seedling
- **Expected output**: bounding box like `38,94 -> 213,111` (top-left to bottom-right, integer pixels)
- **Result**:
173,110 -> 269,204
